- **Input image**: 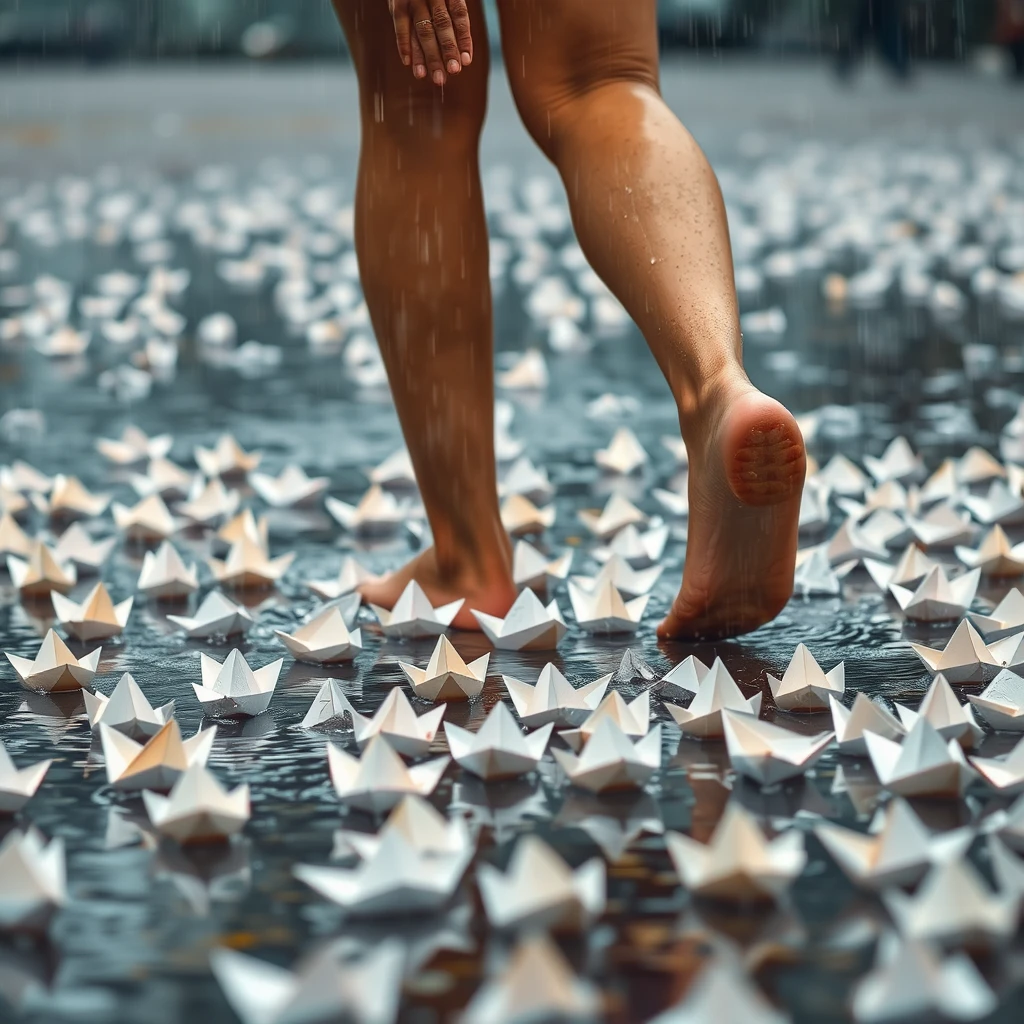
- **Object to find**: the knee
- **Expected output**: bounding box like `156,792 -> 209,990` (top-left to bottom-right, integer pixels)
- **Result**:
509,61 -> 659,164
359,66 -> 488,157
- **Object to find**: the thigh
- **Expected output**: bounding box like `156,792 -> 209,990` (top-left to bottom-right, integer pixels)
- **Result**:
332,0 -> 490,132
496,0 -> 659,141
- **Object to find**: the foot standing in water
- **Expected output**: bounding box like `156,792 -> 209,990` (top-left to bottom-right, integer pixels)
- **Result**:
330,0 -> 806,640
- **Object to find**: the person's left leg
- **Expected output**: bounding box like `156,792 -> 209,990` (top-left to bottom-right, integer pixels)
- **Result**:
497,0 -> 805,640
331,0 -> 516,629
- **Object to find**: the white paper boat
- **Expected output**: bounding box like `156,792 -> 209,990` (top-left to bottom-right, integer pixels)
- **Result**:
399,636 -> 488,703
445,702 -> 553,781
192,649 -> 283,718
478,835 -> 604,932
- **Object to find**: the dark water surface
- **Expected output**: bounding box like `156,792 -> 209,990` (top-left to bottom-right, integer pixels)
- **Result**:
2,119 -> 1024,1024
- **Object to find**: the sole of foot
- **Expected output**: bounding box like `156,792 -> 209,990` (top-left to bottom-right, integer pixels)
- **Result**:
358,546 -> 518,631
658,387 -> 806,641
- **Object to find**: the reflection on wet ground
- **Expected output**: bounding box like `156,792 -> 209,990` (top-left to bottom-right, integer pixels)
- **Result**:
1,120 -> 1024,1023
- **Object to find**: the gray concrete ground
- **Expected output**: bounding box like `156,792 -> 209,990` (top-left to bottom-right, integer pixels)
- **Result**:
1,57 -> 1023,180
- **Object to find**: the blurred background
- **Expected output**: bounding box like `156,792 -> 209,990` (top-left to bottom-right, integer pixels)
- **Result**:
0,0 -> 1019,73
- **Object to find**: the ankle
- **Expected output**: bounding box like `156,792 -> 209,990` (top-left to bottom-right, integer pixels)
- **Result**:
676,365 -> 751,442
433,531 -> 513,588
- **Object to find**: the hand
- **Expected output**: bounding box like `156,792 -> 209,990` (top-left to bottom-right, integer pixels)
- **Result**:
390,0 -> 473,86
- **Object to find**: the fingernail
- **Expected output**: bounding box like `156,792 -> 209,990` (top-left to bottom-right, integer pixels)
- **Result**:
402,55 -> 410,66
432,70 -> 444,85
414,64 -> 426,78
448,59 -> 460,74
461,51 -> 471,64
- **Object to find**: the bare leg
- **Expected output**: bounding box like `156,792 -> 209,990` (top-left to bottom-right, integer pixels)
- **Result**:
498,0 -> 805,639
332,0 -> 516,628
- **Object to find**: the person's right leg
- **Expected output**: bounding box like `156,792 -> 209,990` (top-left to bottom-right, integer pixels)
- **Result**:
332,0 -> 516,628
497,0 -> 805,640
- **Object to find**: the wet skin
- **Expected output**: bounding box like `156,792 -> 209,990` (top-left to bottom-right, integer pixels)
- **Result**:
333,0 -> 804,639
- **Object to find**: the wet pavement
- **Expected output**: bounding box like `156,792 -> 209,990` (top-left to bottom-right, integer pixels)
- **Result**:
1,60 -> 1024,1023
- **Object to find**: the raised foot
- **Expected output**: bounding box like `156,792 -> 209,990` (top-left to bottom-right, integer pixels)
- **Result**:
658,387 -> 805,642
358,546 -> 518,632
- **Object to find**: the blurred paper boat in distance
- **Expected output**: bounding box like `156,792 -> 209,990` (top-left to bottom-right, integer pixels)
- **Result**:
460,933 -> 600,1024
578,491 -> 646,540
306,555 -> 378,600
851,936 -> 997,1024
7,541 -> 77,597
210,943 -> 404,1024
112,493 -> 179,543
968,736 -> 1024,793
882,856 -> 1017,947
864,435 -> 924,483
0,829 -> 66,932
142,763 -> 250,844
956,525 -> 1024,577
193,434 -> 261,478
177,477 -> 241,526
595,426 -> 648,475
502,663 -> 611,729
326,485 -> 410,535
499,494 -> 555,537
399,636 -> 488,703
648,959 -> 790,1024
249,464 -> 329,508
0,742 -> 51,814
967,588 -> 1024,641
52,522 -> 117,573
36,474 -> 110,520
666,802 -> 806,903
814,797 -> 972,890
207,536 -> 294,590
0,513 -> 32,559
477,834 -> 605,932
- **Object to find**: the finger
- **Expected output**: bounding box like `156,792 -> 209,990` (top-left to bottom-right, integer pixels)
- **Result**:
392,4 -> 413,67
430,0 -> 462,78
409,30 -> 427,80
412,5 -> 446,86
447,0 -> 473,65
